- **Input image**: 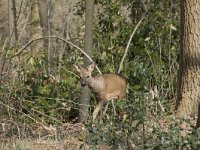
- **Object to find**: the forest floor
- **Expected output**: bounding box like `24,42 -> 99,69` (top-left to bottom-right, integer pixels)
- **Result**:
1,115 -> 197,149
0,122 -> 111,150
0,139 -> 110,150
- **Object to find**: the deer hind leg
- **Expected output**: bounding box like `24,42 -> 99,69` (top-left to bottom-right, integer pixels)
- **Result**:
93,100 -> 106,123
102,100 -> 116,119
103,99 -> 116,117
103,102 -> 109,116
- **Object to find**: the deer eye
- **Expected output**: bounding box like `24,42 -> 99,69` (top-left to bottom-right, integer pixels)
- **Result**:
87,76 -> 90,78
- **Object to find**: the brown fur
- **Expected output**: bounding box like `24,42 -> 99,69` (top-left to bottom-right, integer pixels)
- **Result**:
74,63 -> 127,122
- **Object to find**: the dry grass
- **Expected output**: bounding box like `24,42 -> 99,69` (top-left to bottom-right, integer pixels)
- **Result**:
0,122 -> 112,150
1,140 -> 63,150
1,138 -> 111,150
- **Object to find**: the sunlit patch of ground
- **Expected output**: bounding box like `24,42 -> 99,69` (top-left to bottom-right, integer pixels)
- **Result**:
0,122 -> 112,150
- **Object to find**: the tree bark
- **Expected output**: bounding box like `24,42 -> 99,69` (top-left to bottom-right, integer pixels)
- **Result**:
30,0 -> 43,56
79,0 -> 94,122
11,0 -> 18,44
8,0 -> 18,46
38,0 -> 52,75
176,0 -> 200,119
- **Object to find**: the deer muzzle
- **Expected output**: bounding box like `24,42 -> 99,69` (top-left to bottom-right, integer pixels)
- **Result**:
81,79 -> 87,87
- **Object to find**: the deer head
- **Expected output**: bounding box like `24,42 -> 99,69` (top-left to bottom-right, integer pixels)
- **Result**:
74,63 -> 95,87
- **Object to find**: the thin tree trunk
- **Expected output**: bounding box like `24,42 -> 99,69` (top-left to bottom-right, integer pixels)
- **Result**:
38,0 -> 49,74
8,0 -> 18,46
11,0 -> 18,43
11,0 -> 22,119
47,0 -> 52,74
38,0 -> 52,75
30,0 -> 43,56
176,0 -> 200,119
79,0 -> 94,122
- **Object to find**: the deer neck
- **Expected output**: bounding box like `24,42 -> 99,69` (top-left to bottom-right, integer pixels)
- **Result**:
88,76 -> 104,93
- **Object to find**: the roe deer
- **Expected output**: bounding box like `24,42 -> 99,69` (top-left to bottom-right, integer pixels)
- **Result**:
74,63 -> 127,122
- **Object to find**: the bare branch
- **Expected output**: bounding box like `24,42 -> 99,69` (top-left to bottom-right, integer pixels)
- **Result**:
0,38 -> 8,84
118,13 -> 146,73
9,36 -> 102,74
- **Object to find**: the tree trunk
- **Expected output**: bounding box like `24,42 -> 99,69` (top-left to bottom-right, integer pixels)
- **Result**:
176,0 -> 200,119
11,0 -> 18,44
79,0 -> 94,122
30,0 -> 43,56
38,0 -> 52,75
8,0 -> 18,46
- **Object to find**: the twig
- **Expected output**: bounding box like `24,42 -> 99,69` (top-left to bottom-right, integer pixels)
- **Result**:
0,101 -> 39,124
9,36 -> 102,74
118,13 -> 146,73
0,38 -> 8,84
24,95 -> 93,108
18,11 -> 30,42
140,0 -> 148,12
31,108 -> 63,124
158,100 -> 165,112
16,0 -> 24,24
58,10 -> 71,79
62,67 -> 80,78
0,101 -> 63,125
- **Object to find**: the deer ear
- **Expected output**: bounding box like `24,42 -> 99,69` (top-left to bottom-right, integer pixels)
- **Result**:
87,63 -> 95,72
73,64 -> 81,72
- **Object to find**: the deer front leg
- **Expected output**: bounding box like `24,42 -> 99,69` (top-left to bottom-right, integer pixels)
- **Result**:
93,100 -> 105,123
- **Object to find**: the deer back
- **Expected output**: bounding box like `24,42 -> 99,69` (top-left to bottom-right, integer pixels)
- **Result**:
74,63 -> 127,101
89,73 -> 127,101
